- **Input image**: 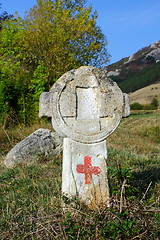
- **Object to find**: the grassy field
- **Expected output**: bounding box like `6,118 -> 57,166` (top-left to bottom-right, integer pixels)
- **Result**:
0,111 -> 159,239
129,82 -> 160,105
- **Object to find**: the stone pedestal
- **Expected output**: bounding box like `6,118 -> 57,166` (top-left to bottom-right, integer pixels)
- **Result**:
39,66 -> 130,210
62,138 -> 109,209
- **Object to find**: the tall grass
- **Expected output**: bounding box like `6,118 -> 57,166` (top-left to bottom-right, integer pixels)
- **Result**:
0,111 -> 159,239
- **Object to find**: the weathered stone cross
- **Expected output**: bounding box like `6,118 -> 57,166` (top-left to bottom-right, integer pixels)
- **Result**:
39,66 -> 130,210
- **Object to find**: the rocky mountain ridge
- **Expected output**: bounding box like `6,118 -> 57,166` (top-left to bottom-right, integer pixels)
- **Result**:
102,41 -> 160,93
124,41 -> 160,65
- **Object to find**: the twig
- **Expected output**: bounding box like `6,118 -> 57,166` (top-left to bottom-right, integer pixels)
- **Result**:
76,227 -> 80,240
23,228 -> 46,238
120,179 -> 127,213
140,209 -> 160,212
140,181 -> 152,202
2,127 -> 12,145
109,211 -> 122,223
131,230 -> 147,239
63,206 -> 90,218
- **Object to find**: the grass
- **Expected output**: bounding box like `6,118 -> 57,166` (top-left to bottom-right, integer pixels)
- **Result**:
0,111 -> 159,239
108,110 -> 160,159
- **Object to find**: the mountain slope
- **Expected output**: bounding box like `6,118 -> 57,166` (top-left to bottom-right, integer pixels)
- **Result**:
119,61 -> 160,93
130,82 -> 160,105
103,41 -> 160,93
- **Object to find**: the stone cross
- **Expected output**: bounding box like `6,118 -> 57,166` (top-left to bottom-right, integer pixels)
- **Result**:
39,66 -> 130,210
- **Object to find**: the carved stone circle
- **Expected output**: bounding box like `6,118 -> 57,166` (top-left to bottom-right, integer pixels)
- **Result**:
39,66 -> 124,143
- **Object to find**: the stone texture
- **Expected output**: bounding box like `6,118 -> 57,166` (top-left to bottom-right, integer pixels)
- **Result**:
145,48 -> 160,61
60,92 -> 76,117
39,66 -> 128,143
62,138 -> 110,209
39,92 -> 53,118
107,70 -> 120,77
123,93 -> 130,117
4,129 -> 63,168
76,87 -> 100,120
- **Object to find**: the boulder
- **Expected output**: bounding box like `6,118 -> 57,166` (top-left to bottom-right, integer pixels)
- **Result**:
4,128 -> 63,168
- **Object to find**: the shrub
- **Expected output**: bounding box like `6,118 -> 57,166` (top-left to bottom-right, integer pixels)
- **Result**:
130,102 -> 143,110
151,97 -> 159,109
131,98 -> 159,110
143,104 -> 156,110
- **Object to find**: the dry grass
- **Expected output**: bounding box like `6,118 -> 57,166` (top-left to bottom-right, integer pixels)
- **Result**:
130,82 -> 160,105
0,112 -> 159,239
108,111 -> 160,160
0,120 -> 52,155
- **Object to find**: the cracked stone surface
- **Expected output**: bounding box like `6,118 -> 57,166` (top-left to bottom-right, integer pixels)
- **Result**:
62,138 -> 110,209
39,66 -> 129,144
4,129 -> 63,168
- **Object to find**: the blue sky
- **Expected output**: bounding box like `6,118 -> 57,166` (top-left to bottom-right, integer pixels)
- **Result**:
1,0 -> 160,64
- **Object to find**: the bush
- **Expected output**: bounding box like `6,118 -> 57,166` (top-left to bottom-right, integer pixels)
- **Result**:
142,104 -> 156,110
130,102 -> 143,110
131,98 -> 159,110
151,97 -> 159,109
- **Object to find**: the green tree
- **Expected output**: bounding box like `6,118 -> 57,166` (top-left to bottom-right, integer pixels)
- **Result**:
0,0 -> 110,125
151,97 -> 159,109
0,11 -> 13,29
24,0 -> 109,85
0,16 -> 34,125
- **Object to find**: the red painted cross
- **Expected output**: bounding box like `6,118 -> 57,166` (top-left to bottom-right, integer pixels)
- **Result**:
76,156 -> 101,184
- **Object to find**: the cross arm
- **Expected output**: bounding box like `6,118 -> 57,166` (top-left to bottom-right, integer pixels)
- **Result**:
39,92 -> 53,118
122,93 -> 130,118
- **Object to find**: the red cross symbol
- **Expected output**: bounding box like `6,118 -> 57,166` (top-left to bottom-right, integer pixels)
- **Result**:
76,156 -> 101,184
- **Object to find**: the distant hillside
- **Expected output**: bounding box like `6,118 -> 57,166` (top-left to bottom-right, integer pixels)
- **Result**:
130,82 -> 160,105
102,41 -> 160,93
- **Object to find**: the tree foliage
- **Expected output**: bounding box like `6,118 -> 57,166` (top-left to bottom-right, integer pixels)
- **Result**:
24,0 -> 109,83
0,0 -> 109,125
0,11 -> 13,29
0,16 -> 34,125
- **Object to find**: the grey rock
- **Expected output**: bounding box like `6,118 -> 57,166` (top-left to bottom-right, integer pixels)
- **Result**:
107,70 -> 120,77
4,128 -> 63,168
145,48 -> 160,61
124,54 -> 136,64
150,41 -> 160,49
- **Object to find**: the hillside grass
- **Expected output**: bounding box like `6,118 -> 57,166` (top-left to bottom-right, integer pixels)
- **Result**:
130,82 -> 160,105
0,111 -> 160,239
